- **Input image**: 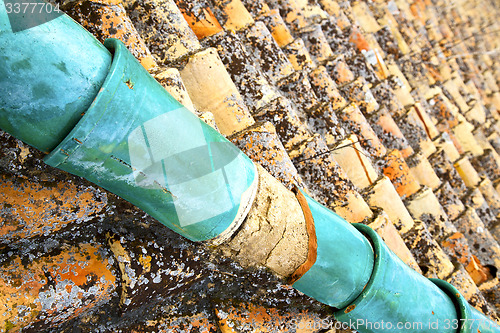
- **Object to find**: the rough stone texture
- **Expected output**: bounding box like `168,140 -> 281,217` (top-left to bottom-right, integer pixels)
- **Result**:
174,0 -> 223,40
305,103 -> 346,146
397,107 -> 436,156
210,0 -> 255,31
123,0 -> 201,65
278,71 -> 320,114
472,149 -> 500,183
406,152 -> 441,190
369,108 -> 414,159
404,187 -> 456,241
282,38 -> 317,72
229,121 -> 308,190
428,149 -> 468,198
254,97 -> 312,151
203,30 -> 281,113
242,21 -> 295,84
434,182 -> 466,221
454,208 -> 500,277
462,188 -> 498,232
336,103 -> 387,158
338,76 -> 380,115
0,243 -> 117,332
62,0 -> 157,70
258,9 -> 294,48
308,66 -> 347,109
299,25 -> 334,64
447,267 -> 499,321
402,220 -> 455,279
370,81 -> 406,119
292,136 -> 374,223
0,174 -> 107,245
219,165 -> 308,277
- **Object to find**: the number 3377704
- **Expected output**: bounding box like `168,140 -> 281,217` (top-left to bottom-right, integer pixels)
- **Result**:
5,2 -> 61,14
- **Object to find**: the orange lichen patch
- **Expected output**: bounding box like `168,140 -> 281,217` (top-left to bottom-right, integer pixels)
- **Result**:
214,303 -> 329,332
0,175 -> 106,242
260,9 -> 295,47
0,244 -> 116,331
409,2 -> 426,25
349,26 -> 371,53
429,94 -> 460,129
441,232 -> 475,267
283,38 -> 317,72
63,0 -> 157,70
326,56 -> 355,84
424,62 -> 442,84
381,149 -> 420,198
175,0 -> 223,39
344,304 -> 356,314
466,255 -> 491,286
213,0 -> 254,30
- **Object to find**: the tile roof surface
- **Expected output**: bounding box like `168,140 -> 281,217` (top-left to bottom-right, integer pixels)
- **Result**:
1,0 -> 500,331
